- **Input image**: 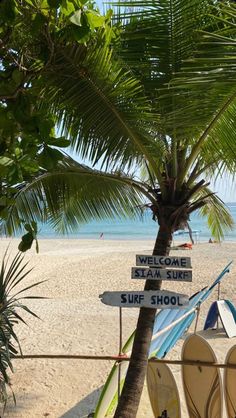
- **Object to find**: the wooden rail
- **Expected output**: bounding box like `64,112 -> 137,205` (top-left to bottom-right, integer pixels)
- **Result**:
13,354 -> 236,369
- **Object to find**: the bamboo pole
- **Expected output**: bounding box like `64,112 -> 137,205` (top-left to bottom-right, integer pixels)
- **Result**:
13,354 -> 236,369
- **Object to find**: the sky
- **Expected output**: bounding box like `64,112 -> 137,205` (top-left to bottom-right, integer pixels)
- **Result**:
213,176 -> 236,203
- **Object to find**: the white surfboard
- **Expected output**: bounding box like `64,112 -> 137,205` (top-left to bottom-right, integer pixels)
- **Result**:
147,361 -> 181,418
182,334 -> 223,418
224,345 -> 236,418
217,300 -> 236,338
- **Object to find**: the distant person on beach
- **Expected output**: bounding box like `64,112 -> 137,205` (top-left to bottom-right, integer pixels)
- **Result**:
209,238 -> 219,243
99,233 -> 104,239
177,243 -> 192,250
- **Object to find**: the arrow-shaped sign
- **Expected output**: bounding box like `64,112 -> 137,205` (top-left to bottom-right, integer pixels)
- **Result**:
100,291 -> 189,309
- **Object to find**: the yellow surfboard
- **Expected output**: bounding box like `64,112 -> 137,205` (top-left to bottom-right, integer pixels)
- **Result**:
147,361 -> 181,418
182,334 -> 223,418
224,345 -> 236,418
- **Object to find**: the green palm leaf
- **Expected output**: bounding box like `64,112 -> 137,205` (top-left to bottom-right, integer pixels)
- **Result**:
41,41 -> 165,185
197,188 -> 234,241
5,157 -> 153,234
112,0 -> 236,181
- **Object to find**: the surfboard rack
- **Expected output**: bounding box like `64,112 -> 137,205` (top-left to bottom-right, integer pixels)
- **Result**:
12,354 -> 236,369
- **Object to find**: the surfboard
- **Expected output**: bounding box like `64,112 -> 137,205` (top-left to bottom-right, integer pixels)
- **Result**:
182,334 -> 223,418
204,300 -> 236,338
224,345 -> 236,418
225,300 -> 236,323
204,301 -> 218,330
147,361 -> 181,418
155,289 -> 205,359
217,301 -> 236,338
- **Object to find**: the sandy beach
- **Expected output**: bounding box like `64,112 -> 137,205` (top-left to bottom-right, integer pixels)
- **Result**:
0,238 -> 235,418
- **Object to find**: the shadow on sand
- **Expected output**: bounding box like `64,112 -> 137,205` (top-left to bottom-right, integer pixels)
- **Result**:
59,386 -> 101,418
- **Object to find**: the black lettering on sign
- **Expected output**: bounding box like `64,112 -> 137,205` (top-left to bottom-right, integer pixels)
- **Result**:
147,269 -> 161,278
163,257 -> 171,266
134,269 -> 140,278
128,294 -> 133,303
151,295 -> 156,305
181,258 -> 186,267
133,294 -> 138,303
156,295 -> 163,304
121,294 -> 127,303
139,256 -> 148,264
141,269 -> 145,278
164,296 -> 170,305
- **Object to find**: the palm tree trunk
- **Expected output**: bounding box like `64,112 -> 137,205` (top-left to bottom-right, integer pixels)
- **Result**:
114,224 -> 173,418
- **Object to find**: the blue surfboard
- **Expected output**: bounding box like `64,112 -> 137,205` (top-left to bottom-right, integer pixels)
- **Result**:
204,301 -> 218,330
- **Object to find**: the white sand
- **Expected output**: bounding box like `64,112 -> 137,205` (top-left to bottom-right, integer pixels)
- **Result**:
0,238 -> 235,418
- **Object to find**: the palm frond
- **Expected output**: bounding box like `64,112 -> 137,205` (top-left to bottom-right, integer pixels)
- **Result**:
4,158 -> 153,235
113,0 -> 212,86
111,0 -> 236,185
198,99 -> 236,176
40,41 -> 166,185
197,189 -> 234,241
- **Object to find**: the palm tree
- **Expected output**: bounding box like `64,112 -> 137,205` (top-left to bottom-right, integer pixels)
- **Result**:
3,1 -> 236,416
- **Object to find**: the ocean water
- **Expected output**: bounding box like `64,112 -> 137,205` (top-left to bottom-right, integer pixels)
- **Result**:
38,203 -> 236,242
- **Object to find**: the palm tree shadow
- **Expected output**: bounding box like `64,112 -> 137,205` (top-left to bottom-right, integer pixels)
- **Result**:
59,386 -> 101,418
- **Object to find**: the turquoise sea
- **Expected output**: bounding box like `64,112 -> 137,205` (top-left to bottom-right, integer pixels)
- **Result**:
38,202 -> 236,242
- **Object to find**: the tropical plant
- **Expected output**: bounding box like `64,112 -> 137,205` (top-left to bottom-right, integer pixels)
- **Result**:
0,0 -> 111,245
0,250 -> 44,407
2,1 -> 236,417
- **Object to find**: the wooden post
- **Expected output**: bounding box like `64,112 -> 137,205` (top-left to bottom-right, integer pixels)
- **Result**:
194,305 -> 200,334
217,282 -> 221,329
118,307 -> 122,399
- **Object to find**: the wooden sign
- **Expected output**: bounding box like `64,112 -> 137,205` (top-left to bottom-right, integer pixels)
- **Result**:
131,267 -> 192,282
136,255 -> 192,269
100,291 -> 189,309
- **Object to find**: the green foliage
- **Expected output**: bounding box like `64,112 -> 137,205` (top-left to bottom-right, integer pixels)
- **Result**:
0,0 -> 113,242
198,191 -> 235,242
5,157 -> 147,234
0,250 -> 44,405
1,0 -> 236,241
18,222 -> 39,253
43,40 -> 160,174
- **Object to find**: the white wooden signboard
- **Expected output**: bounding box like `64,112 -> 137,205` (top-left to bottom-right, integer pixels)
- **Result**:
131,267 -> 192,282
136,255 -> 192,269
100,290 -> 189,309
